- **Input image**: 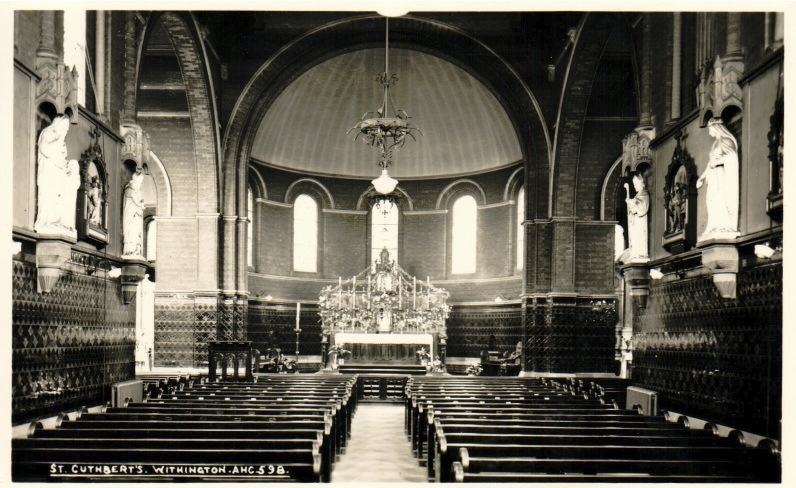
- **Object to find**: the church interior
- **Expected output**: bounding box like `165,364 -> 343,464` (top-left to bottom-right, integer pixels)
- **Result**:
10,8 -> 785,483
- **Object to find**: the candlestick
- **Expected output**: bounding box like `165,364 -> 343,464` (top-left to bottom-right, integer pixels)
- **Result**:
399,275 -> 402,310
296,302 -> 301,330
427,277 -> 431,310
413,277 -> 417,309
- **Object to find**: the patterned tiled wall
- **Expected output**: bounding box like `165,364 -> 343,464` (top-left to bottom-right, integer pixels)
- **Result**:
247,303 -> 322,357
631,263 -> 782,438
446,304 -> 523,359
12,257 -> 135,425
526,297 -> 618,373
153,295 -> 221,368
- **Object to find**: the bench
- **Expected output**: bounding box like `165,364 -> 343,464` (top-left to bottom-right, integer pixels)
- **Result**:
12,444 -> 322,482
449,462 -> 758,483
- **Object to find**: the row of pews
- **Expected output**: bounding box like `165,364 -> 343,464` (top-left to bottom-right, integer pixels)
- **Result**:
13,373 -> 358,482
405,376 -> 780,483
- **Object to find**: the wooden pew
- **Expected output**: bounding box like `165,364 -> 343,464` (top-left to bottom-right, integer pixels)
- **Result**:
452,449 -> 772,479
12,443 -> 322,482
433,432 -> 738,481
450,461 -> 758,483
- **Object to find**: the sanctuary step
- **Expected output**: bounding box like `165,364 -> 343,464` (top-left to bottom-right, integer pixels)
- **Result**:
338,363 -> 428,376
339,364 -> 429,404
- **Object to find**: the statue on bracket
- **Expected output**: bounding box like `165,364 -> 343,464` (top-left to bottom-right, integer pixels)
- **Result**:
618,173 -> 650,263
697,118 -> 740,241
34,114 -> 80,239
123,170 -> 146,258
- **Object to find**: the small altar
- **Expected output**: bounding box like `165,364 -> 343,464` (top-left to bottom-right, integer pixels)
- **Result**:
334,332 -> 435,363
319,249 -> 450,370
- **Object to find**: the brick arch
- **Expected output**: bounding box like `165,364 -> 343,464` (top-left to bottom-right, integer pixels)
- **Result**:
550,12 -> 621,218
222,13 -> 550,224
284,178 -> 335,209
504,166 -> 525,203
139,12 -> 221,215
248,165 -> 267,201
146,151 -> 173,217
436,179 -> 487,210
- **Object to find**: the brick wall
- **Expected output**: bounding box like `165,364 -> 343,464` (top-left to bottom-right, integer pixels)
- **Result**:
574,222 -> 616,294
632,263 -> 782,438
323,211 -> 367,278
12,251 -> 135,425
258,201 -> 292,276
477,203 -> 513,277
402,212 -> 446,280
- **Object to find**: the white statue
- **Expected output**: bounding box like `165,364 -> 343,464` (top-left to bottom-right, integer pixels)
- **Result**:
622,174 -> 650,262
614,224 -> 625,261
697,118 -> 739,239
123,171 -> 145,257
87,176 -> 102,225
34,115 -> 78,238
62,159 -> 81,232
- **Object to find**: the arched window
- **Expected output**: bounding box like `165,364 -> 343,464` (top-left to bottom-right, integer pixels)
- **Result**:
293,194 -> 318,272
247,187 -> 254,268
516,186 -> 525,270
145,219 -> 156,262
371,199 -> 399,264
63,10 -> 86,105
451,195 -> 477,274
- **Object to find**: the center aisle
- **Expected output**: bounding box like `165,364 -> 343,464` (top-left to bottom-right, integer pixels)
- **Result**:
332,403 -> 428,482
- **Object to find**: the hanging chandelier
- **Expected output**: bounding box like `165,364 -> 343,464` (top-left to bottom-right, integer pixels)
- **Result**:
350,18 -> 421,195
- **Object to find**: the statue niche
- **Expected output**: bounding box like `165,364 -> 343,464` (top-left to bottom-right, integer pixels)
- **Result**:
76,127 -> 109,246
663,134 -> 697,254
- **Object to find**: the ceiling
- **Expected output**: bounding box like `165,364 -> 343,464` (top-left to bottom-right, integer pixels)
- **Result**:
250,48 -> 522,179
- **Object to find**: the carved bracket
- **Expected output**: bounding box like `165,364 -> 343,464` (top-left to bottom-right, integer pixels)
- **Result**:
621,264 -> 651,309
699,242 -> 739,299
120,123 -> 151,170
35,238 -> 75,294
621,127 -> 655,174
698,55 -> 744,126
121,259 -> 149,304
35,59 -> 79,124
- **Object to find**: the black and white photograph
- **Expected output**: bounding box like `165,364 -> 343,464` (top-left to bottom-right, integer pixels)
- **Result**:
4,1 -> 790,483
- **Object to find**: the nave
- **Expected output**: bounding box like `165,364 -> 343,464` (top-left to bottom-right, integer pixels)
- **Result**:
11,372 -> 780,483
10,8 -> 784,484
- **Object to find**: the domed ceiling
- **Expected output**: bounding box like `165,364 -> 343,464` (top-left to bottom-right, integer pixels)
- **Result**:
251,48 -> 522,179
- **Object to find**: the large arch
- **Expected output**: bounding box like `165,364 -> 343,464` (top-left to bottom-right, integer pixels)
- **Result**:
550,12 -> 623,218
221,14 -> 552,296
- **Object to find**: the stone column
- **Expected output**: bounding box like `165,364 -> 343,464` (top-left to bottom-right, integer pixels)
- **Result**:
639,13 -> 653,127
726,13 -> 742,56
671,13 -> 682,121
95,11 -> 105,118
236,215 -> 248,292
221,215 -> 237,294
121,12 -> 138,124
37,11 -> 57,62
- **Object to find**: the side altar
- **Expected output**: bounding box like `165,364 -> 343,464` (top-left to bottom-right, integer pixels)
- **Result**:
318,249 -> 450,369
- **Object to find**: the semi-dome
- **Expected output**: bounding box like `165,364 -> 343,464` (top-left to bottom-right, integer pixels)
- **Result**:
251,48 -> 522,179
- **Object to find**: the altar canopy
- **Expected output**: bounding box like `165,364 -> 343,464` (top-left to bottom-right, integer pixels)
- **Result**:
319,248 -> 450,337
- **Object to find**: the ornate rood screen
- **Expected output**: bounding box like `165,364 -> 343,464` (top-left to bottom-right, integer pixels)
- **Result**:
318,248 -> 450,337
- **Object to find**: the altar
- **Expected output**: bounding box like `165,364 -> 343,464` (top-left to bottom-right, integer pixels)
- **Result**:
319,248 -> 450,369
333,332 -> 435,363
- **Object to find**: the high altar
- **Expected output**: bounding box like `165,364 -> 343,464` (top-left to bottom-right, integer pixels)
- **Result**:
318,249 -> 450,367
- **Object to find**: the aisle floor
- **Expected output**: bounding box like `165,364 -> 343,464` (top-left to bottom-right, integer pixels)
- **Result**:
332,403 -> 428,482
